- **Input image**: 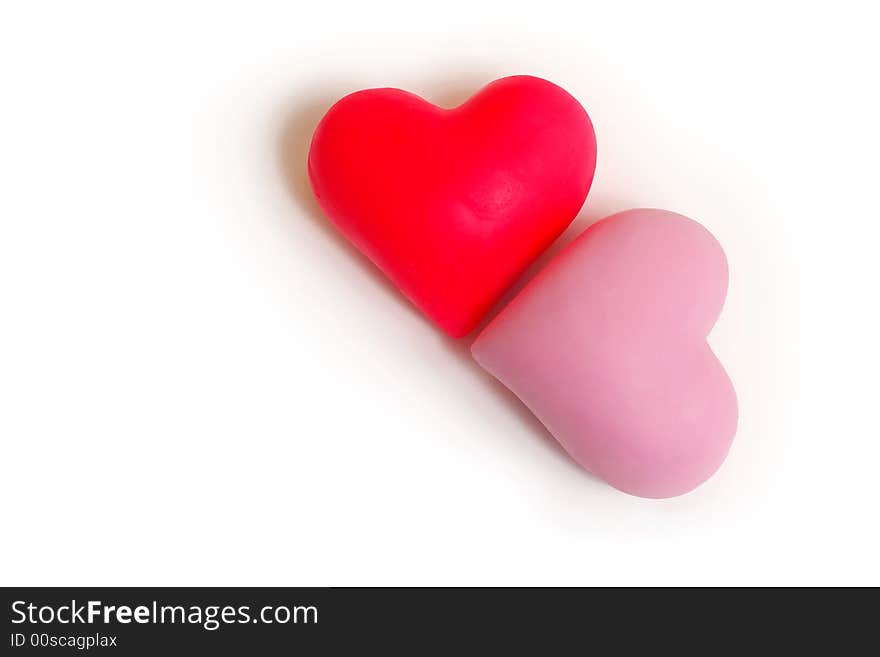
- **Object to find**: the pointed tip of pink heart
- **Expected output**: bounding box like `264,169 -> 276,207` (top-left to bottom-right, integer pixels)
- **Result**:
472,209 -> 738,499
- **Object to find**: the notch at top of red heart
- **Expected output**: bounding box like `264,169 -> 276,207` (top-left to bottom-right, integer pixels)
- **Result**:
307,75 -> 597,337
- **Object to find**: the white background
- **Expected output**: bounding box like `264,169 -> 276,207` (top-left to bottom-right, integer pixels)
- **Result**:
1,1 -> 878,586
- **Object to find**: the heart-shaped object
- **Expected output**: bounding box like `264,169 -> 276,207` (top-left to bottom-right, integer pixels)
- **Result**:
471,209 -> 738,498
308,75 -> 597,337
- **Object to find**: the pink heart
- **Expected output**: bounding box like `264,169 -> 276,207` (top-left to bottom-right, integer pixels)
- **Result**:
472,209 -> 738,498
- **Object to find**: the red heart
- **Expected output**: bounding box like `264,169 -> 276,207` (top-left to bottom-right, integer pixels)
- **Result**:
307,75 -> 597,337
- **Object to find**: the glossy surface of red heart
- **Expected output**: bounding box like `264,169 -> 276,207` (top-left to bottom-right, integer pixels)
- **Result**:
308,76 -> 596,337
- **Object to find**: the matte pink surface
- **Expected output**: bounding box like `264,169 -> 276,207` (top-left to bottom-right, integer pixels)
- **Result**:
471,209 -> 738,498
